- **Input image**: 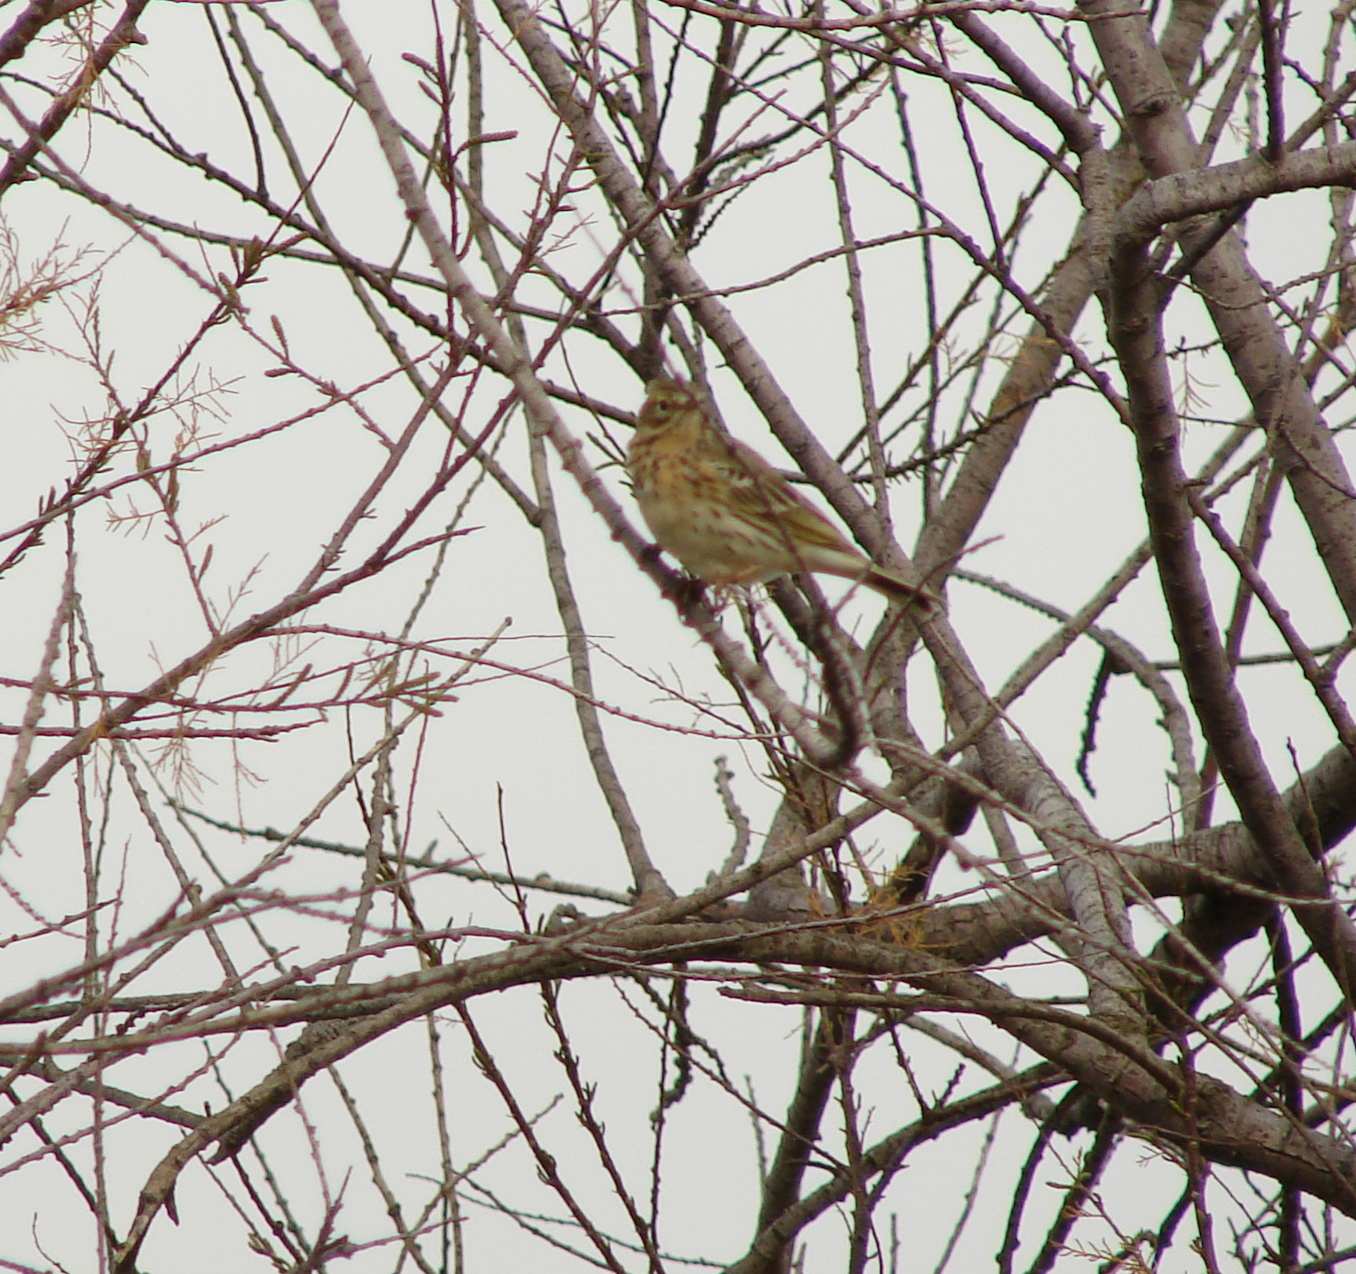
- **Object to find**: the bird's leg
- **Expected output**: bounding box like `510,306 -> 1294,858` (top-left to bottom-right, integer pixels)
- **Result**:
673,573 -> 709,617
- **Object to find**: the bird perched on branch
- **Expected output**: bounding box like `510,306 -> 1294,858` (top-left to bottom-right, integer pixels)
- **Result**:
626,376 -> 936,612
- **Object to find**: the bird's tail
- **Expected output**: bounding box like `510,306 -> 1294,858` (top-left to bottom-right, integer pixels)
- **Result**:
863,565 -> 939,614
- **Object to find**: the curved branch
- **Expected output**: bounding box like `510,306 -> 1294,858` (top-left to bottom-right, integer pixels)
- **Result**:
1117,141 -> 1356,241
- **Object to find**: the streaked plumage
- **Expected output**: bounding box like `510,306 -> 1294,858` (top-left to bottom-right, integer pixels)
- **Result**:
626,377 -> 935,611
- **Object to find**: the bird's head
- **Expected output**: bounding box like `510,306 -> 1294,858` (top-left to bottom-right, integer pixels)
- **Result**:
635,376 -> 699,435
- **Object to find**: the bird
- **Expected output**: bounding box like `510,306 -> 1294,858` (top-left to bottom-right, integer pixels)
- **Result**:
626,376 -> 936,612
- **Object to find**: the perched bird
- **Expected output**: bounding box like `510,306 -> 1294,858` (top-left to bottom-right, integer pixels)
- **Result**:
627,376 -> 935,612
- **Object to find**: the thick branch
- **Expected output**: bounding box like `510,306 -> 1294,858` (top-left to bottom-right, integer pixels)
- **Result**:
1105,231 -> 1356,1011
1117,142 -> 1356,241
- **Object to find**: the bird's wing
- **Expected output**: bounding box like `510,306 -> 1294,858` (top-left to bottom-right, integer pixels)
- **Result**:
718,436 -> 854,553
